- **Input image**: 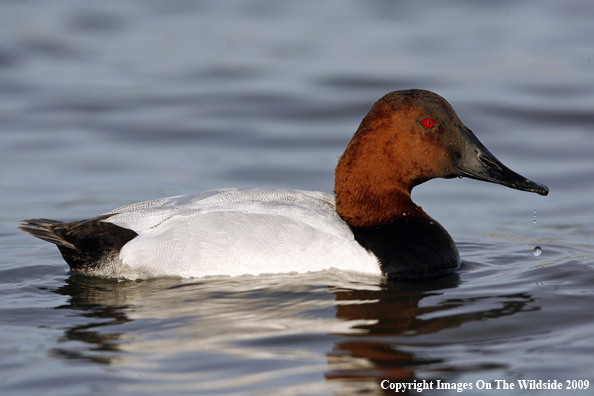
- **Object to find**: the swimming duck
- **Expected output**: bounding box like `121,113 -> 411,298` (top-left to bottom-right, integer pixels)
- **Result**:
20,89 -> 548,280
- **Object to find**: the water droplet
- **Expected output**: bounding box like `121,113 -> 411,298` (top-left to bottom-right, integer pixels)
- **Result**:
533,246 -> 542,256
532,210 -> 537,223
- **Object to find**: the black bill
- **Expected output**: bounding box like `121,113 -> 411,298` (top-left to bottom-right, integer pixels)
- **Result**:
454,127 -> 549,196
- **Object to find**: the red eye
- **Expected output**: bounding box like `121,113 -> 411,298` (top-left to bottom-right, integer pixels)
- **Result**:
421,118 -> 435,128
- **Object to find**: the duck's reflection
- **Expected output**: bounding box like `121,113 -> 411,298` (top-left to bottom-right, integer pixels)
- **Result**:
325,274 -> 538,394
51,276 -> 135,364
51,271 -> 537,394
325,278 -> 457,393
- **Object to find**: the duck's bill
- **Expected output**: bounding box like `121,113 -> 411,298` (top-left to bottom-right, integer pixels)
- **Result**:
453,127 -> 549,196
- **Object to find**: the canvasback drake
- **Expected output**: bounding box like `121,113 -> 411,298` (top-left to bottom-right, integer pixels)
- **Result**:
20,89 -> 548,280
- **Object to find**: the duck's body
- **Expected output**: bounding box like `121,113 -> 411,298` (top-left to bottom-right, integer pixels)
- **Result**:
24,189 -> 381,279
20,90 -> 548,280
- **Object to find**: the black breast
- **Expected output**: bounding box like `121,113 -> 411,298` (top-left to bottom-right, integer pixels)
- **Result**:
349,215 -> 460,280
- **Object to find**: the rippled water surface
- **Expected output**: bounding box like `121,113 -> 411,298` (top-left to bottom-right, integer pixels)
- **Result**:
2,1 -> 594,395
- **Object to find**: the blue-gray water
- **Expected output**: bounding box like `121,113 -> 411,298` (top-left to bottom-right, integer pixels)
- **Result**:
2,1 -> 594,395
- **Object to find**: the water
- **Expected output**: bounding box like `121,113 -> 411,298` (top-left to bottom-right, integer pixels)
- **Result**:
2,1 -> 594,395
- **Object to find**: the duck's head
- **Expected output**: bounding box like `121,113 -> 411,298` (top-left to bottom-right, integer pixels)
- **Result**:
335,89 -> 549,227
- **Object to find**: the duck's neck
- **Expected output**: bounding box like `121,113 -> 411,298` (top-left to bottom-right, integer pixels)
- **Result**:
335,184 -> 425,228
334,158 -> 461,278
334,153 -> 460,278
334,141 -> 427,227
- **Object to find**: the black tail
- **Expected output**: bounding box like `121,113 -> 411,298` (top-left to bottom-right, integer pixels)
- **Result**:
19,218 -> 77,249
19,215 -> 138,272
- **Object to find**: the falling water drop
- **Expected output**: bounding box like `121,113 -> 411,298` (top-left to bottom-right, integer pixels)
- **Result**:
533,246 -> 542,256
532,210 -> 537,223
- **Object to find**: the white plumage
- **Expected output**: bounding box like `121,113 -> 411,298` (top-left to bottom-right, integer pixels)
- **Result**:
102,188 -> 381,279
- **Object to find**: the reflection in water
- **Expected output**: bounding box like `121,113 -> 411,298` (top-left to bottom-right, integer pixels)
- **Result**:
52,276 -> 135,364
326,275 -> 538,394
326,278 -> 459,393
50,272 -> 538,394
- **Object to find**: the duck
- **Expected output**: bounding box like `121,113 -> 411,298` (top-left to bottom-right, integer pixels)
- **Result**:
19,89 -> 549,280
